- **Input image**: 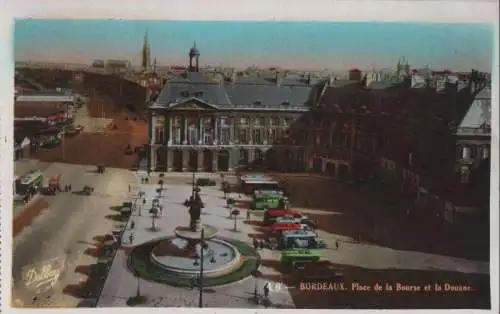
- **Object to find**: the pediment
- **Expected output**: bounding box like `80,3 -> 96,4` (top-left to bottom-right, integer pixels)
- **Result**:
169,98 -> 218,111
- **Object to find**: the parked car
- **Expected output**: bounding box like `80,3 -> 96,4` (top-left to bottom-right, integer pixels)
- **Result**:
196,178 -> 216,186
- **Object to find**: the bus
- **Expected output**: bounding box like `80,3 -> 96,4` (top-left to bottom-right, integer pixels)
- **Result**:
16,170 -> 44,195
239,174 -> 284,194
252,190 -> 286,210
279,229 -> 326,250
280,250 -> 321,271
263,209 -> 305,225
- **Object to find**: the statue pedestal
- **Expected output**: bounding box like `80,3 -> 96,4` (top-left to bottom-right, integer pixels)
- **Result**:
190,219 -> 201,232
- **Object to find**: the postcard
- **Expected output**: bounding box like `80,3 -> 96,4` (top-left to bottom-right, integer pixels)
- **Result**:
1,0 -> 498,313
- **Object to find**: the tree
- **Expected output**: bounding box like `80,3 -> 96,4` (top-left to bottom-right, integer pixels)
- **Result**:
222,181 -> 230,199
226,198 -> 236,217
231,209 -> 240,231
150,206 -> 158,231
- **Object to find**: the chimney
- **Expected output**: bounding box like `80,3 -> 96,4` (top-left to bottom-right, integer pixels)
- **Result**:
307,73 -> 312,85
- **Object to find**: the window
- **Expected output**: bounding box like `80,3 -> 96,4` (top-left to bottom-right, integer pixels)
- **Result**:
218,116 -> 231,145
188,125 -> 198,145
238,129 -> 248,144
482,147 -> 489,159
219,128 -> 230,145
253,128 -> 264,144
194,91 -> 204,97
172,116 -> 182,144
462,146 -> 471,160
267,128 -> 277,144
460,166 -> 470,184
155,128 -> 165,144
172,128 -> 181,145
181,91 -> 190,97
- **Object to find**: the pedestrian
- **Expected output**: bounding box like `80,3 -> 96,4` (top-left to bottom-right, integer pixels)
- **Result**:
128,184 -> 131,192
253,238 -> 258,250
69,184 -> 72,191
129,233 -> 134,244
246,210 -> 251,221
335,240 -> 339,250
64,185 -> 68,192
259,240 -> 265,250
145,178 -> 149,184
263,282 -> 270,300
143,199 -> 146,205
159,205 -> 163,216
131,221 -> 135,229
254,282 -> 259,303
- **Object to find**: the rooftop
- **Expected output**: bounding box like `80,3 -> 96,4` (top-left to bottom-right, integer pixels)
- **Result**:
154,71 -> 316,111
15,101 -> 68,118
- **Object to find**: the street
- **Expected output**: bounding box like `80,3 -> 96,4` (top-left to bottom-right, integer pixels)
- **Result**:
12,162 -> 137,307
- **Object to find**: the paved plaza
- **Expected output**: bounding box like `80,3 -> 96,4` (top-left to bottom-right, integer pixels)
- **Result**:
97,172 -> 488,308
97,177 -> 295,308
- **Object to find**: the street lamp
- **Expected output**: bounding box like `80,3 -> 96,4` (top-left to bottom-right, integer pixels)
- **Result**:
198,228 -> 205,308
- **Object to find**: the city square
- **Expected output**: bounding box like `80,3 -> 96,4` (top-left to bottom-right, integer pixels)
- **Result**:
8,17 -> 495,310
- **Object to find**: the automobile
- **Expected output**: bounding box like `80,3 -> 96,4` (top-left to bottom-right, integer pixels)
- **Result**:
196,178 -> 216,186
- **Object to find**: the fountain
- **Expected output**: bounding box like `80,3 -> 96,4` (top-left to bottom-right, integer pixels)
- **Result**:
149,190 -> 243,278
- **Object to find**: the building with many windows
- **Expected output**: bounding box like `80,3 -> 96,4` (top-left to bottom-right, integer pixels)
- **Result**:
147,43 -> 323,172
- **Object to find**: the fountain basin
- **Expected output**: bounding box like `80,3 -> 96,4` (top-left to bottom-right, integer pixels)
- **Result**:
150,237 -> 243,278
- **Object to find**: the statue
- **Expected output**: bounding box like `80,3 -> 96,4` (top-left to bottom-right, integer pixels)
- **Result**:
188,191 -> 203,231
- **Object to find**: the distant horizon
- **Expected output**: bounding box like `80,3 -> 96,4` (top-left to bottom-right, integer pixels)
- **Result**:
14,20 -> 495,72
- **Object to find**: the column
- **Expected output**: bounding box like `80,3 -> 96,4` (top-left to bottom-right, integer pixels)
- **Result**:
164,113 -> 169,146
212,149 -> 218,172
150,147 -> 157,170
248,148 -> 255,163
228,148 -> 238,172
183,116 -> 188,145
229,116 -> 235,144
249,116 -> 254,144
199,116 -> 203,145
182,149 -> 189,171
263,117 -> 269,145
150,113 -> 156,144
167,149 -> 173,172
214,116 -> 219,145
168,116 -> 173,144
197,149 -> 203,172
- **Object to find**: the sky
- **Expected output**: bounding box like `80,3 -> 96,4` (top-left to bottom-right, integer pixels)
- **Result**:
13,20 -> 494,71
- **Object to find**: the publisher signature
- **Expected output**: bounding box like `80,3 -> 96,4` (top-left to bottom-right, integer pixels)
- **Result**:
23,259 -> 63,293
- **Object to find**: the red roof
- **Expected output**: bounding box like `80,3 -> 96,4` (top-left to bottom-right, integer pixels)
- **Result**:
15,101 -> 67,118
349,68 -> 361,72
266,209 -> 302,217
270,223 -> 302,231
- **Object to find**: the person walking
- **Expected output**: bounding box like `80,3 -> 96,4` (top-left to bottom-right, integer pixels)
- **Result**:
129,233 -> 135,244
253,238 -> 258,250
246,210 -> 251,221
335,239 -> 339,250
263,282 -> 270,300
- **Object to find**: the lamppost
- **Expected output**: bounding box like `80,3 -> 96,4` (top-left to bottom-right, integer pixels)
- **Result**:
198,227 -> 205,308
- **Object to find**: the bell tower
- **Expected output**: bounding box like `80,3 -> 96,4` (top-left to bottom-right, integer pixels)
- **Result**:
142,30 -> 151,71
188,41 -> 200,72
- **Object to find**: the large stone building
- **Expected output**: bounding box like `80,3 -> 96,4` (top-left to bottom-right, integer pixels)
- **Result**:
147,44 -> 323,172
294,68 -> 491,223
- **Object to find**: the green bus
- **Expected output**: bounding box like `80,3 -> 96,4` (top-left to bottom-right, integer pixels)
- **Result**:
280,250 -> 320,271
251,190 -> 286,210
16,170 -> 44,195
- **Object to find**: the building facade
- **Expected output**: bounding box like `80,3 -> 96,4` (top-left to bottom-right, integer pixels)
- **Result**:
147,44 -> 320,172
296,69 -> 491,223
